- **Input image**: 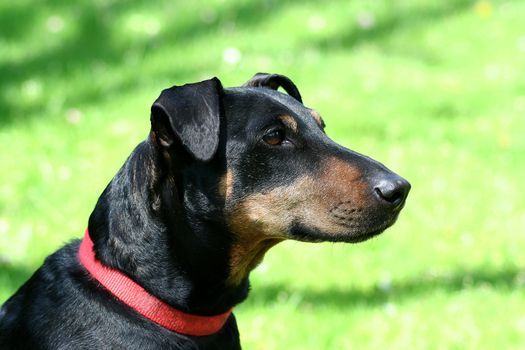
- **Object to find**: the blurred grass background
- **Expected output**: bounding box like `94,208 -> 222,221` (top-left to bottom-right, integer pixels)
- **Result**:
1,0 -> 524,348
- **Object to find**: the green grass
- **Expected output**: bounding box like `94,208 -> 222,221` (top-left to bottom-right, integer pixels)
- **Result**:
1,0 -> 525,348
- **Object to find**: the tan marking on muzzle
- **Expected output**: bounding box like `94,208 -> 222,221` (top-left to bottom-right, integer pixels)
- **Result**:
321,157 -> 367,206
225,159 -> 368,285
290,158 -> 368,234
226,177 -> 312,286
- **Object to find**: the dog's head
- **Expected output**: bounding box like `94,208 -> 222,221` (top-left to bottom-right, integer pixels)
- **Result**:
150,73 -> 410,284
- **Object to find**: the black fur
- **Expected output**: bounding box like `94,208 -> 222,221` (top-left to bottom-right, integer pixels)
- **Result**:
0,74 -> 410,349
243,72 -> 302,103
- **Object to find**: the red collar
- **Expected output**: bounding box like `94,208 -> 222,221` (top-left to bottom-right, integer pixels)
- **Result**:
78,229 -> 232,336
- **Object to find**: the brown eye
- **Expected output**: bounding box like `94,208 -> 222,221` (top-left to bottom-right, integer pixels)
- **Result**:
263,129 -> 285,146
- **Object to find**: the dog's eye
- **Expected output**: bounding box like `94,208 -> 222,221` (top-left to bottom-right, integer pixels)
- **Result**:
263,129 -> 286,146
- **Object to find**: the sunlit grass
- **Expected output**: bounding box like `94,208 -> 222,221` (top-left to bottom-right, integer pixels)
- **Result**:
1,0 -> 524,348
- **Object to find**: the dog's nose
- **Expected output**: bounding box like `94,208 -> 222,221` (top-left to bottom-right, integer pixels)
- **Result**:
373,175 -> 411,210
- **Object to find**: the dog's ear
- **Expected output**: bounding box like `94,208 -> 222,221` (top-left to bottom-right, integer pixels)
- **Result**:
243,73 -> 302,103
151,78 -> 222,162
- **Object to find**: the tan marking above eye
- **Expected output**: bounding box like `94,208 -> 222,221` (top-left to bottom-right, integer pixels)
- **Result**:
310,110 -> 325,129
278,114 -> 298,133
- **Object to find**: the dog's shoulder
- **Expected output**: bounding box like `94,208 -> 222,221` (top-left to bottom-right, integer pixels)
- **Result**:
0,241 -> 238,349
0,241 -> 83,347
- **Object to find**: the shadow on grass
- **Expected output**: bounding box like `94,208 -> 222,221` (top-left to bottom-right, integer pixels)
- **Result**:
0,0 -> 311,126
314,0 -> 476,53
247,267 -> 524,309
2,263 -> 523,309
0,0 -> 480,125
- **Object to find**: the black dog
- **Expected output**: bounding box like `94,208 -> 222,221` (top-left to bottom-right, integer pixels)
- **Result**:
0,73 -> 410,349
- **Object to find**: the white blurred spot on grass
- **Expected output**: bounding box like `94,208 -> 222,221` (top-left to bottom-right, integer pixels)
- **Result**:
308,14 -> 326,32
484,63 -> 513,82
21,79 -> 42,99
125,14 -> 161,37
460,232 -> 474,247
483,63 -> 501,81
58,166 -> 71,182
223,47 -> 241,65
515,271 -> 525,287
356,12 -> 375,30
378,273 -> 392,293
0,218 -> 9,235
111,120 -> 132,135
46,15 -> 65,33
383,302 -> 397,316
66,108 -> 82,124
517,36 -> 525,53
516,317 -> 525,333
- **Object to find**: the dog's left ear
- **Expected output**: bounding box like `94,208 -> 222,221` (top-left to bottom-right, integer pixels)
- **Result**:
243,73 -> 302,103
151,78 -> 222,162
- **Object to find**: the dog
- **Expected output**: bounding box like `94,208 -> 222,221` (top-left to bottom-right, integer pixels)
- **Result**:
0,73 -> 410,349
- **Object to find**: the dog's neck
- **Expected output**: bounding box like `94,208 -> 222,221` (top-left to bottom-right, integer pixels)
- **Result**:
87,141 -> 249,316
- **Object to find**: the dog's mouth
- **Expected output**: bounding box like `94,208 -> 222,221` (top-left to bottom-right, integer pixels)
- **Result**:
288,215 -> 399,244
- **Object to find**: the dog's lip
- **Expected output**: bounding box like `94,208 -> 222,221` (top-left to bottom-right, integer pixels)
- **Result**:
344,228 -> 385,243
291,228 -> 384,243
348,215 -> 397,243
288,217 -> 396,243
333,215 -> 400,243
